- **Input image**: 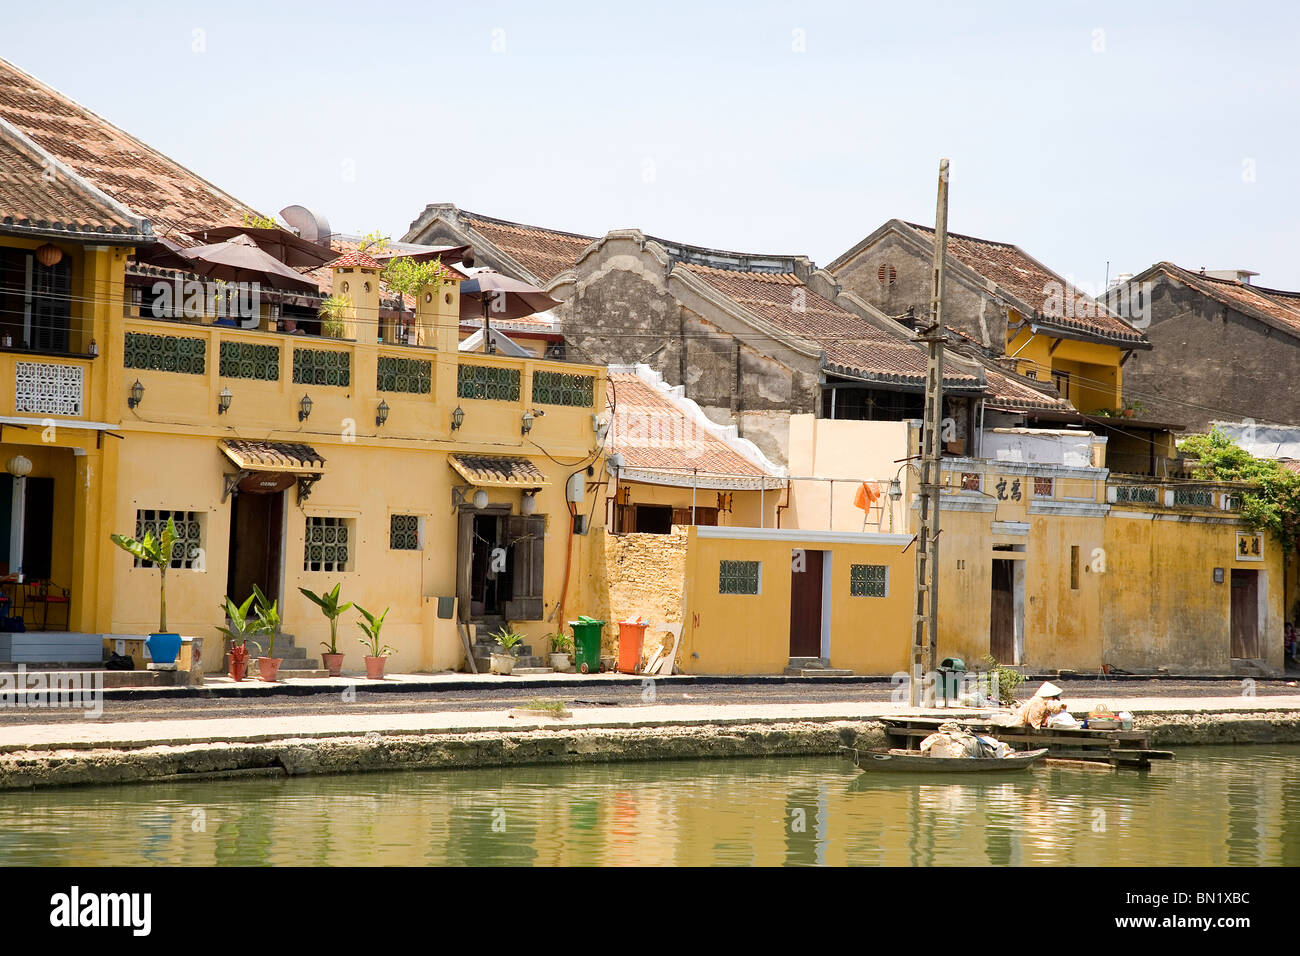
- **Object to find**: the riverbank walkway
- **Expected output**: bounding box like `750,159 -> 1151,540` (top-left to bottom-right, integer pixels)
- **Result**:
4,694 -> 1299,753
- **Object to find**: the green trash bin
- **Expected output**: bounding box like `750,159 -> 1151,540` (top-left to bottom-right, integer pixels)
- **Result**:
938,657 -> 967,704
569,618 -> 606,674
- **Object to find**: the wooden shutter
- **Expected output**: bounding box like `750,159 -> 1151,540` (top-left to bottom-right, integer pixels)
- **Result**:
501,514 -> 545,620
455,511 -> 474,622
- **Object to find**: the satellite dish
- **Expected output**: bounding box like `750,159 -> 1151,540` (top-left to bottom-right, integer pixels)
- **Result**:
279,205 -> 332,244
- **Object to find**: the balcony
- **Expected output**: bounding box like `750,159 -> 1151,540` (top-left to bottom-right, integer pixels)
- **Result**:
0,350 -> 96,425
1107,475 -> 1248,514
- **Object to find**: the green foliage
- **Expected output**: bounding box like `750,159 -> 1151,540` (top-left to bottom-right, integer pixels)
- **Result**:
980,655 -> 1025,707
355,604 -> 394,657
358,230 -> 389,255
216,593 -> 260,653
251,584 -> 280,658
318,293 -> 348,338
242,212 -> 280,230
1178,428 -> 1300,552
110,517 -> 177,632
521,698 -> 570,716
381,255 -> 457,300
300,583 -> 353,654
548,631 -> 573,654
492,627 -> 525,654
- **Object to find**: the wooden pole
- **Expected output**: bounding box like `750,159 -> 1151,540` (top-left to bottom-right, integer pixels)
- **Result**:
910,158 -> 950,707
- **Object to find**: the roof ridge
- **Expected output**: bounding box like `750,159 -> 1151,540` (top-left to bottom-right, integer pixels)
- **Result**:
458,208 -> 596,242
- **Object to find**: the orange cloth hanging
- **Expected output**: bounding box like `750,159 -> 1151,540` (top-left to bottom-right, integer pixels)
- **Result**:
853,481 -> 880,511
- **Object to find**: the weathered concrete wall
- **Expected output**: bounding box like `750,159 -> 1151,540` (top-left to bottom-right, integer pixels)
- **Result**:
1120,276 -> 1300,432
591,528 -> 688,662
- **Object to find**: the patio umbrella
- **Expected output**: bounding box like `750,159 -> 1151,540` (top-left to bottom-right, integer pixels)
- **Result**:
458,269 -> 559,353
170,234 -> 320,293
194,225 -> 338,269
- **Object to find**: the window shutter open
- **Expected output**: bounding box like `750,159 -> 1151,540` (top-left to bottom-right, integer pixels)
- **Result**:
502,514 -> 545,620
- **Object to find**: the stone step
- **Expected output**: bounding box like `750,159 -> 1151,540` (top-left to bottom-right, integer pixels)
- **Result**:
512,666 -> 555,675
473,655 -> 545,673
786,668 -> 854,677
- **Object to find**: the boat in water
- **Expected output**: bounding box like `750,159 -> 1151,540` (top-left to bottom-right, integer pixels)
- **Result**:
841,746 -> 1049,773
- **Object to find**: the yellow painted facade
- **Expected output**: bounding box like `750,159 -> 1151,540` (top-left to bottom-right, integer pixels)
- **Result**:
1006,313 -> 1125,413
677,526 -> 915,675
2,233 -> 609,672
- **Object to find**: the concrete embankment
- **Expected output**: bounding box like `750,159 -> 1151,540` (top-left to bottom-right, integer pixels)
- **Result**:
2,699 -> 1300,791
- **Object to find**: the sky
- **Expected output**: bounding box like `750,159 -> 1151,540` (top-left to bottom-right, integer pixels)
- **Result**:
6,0 -> 1300,290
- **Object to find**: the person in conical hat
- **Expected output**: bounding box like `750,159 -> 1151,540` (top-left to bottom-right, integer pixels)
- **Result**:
1015,682 -> 1067,727
1035,681 -> 1063,698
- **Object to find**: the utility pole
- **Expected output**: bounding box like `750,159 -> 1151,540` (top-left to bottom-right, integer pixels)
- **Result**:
910,158 -> 950,707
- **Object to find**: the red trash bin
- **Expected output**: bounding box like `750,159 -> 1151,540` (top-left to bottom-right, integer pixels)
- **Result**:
617,618 -> 650,674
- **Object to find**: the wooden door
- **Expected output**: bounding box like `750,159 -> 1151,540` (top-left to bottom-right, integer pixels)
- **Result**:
990,559 -> 1014,664
227,491 -> 283,605
789,549 -> 823,658
1230,569 -> 1259,659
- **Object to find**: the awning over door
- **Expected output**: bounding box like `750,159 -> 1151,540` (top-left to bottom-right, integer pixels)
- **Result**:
449,454 -> 549,488
220,439 -> 326,501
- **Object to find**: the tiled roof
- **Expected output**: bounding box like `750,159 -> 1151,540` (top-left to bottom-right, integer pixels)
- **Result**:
678,262 -> 982,389
981,363 -> 1071,411
0,126 -> 149,241
1152,262 -> 1300,341
608,369 -> 784,488
906,223 -> 1147,346
458,211 -> 594,284
0,56 -> 257,238
449,454 -> 550,488
325,250 -> 383,271
220,439 -> 326,474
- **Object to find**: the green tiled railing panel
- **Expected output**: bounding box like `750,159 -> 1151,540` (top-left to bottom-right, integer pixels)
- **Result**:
293,348 -> 351,387
219,340 -> 280,381
377,356 -> 432,394
532,370 -> 595,407
123,332 -> 206,375
458,363 -> 521,402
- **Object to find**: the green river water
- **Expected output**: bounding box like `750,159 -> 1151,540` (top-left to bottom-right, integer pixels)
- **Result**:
1,746 -> 1297,866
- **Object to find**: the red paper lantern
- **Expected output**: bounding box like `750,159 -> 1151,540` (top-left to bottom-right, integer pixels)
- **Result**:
35,243 -> 63,267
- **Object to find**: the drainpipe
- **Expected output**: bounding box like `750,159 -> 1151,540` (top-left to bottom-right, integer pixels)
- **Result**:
776,480 -> 792,529
691,469 -> 697,525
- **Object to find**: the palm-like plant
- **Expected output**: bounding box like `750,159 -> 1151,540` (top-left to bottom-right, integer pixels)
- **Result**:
251,584 -> 280,658
492,627 -> 525,655
110,517 -> 178,632
355,604 -> 394,658
299,583 -> 352,655
216,593 -> 261,655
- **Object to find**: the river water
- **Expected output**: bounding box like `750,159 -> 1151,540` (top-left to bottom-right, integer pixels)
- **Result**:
2,746 -> 1296,866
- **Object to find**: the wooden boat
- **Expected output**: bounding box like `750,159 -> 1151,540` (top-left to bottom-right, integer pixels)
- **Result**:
841,746 -> 1049,773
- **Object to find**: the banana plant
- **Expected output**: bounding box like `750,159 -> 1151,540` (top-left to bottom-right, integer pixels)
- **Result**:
216,593 -> 261,656
251,584 -> 280,658
110,517 -> 178,633
355,604 -> 394,658
299,583 -> 352,655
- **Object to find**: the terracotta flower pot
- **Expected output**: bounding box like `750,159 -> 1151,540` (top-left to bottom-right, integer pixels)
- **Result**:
228,645 -> 249,682
322,653 -> 344,677
258,657 -> 284,682
364,656 -> 387,680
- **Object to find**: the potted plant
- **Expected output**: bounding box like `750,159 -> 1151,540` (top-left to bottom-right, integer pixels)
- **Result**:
1123,399 -> 1144,418
251,585 -> 283,682
110,517 -> 182,665
216,593 -> 259,681
490,626 -> 525,675
300,583 -> 352,677
355,604 -> 393,679
318,293 -> 348,339
548,631 -> 574,673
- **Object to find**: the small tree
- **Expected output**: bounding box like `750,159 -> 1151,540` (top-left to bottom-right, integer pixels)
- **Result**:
300,583 -> 352,655
217,593 -> 260,655
318,293 -> 348,338
355,604 -> 394,658
111,518 -> 178,632
251,584 -> 281,658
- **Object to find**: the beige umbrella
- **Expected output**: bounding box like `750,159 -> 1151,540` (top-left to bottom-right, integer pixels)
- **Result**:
458,269 -> 559,353
171,234 -> 320,292
195,225 -> 338,268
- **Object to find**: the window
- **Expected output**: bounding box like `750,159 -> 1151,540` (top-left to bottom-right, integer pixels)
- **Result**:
304,516 -> 352,572
876,263 -> 897,287
960,472 -> 981,491
850,564 -> 888,597
390,514 -> 422,550
133,509 -> 203,569
719,560 -> 761,595
1034,477 -> 1054,498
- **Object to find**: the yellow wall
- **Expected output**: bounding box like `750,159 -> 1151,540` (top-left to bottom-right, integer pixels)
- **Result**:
1006,316 -> 1124,412
677,526 -> 915,674
785,415 -> 909,532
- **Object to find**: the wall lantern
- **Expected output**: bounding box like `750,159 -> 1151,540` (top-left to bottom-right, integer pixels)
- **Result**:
376,399 -> 390,428
450,405 -> 465,431
521,491 -> 538,515
127,379 -> 145,410
88,338 -> 98,357
888,478 -> 902,501
6,455 -> 33,478
298,394 -> 313,422
472,489 -> 489,510
521,408 -> 545,436
217,387 -> 233,415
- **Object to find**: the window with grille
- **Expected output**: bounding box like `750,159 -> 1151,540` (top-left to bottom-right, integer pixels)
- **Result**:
390,514 -> 421,550
850,564 -> 888,597
961,472 -> 981,491
1173,487 -> 1213,508
133,509 -> 203,569
1034,477 -> 1054,498
718,560 -> 761,595
304,516 -> 352,572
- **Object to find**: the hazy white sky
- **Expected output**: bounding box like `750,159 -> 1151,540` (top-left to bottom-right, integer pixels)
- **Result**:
8,1 -> 1300,289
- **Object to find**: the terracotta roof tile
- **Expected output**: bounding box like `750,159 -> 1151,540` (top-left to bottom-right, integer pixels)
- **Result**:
220,439 -> 326,473
325,250 -> 383,271
459,212 -> 594,283
608,372 -> 781,487
907,223 -> 1147,346
449,454 -> 549,487
0,57 -> 257,239
678,262 -> 982,389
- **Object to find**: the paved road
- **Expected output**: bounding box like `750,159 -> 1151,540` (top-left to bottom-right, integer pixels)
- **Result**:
0,675 -> 1294,726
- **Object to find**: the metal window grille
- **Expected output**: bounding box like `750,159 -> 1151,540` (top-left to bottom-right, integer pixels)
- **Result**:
293,348 -> 351,387
133,509 -> 203,569
123,332 -> 206,374
377,356 -> 432,394
304,516 -> 351,572
457,364 -> 521,402
850,563 -> 888,597
1172,487 -> 1213,508
1115,485 -> 1157,504
718,560 -> 760,595
390,514 -> 421,550
532,371 -> 595,407
1033,477 -> 1054,498
219,341 -> 281,381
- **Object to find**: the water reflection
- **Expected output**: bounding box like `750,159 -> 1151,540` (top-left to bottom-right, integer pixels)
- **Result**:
0,747 -> 1297,866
